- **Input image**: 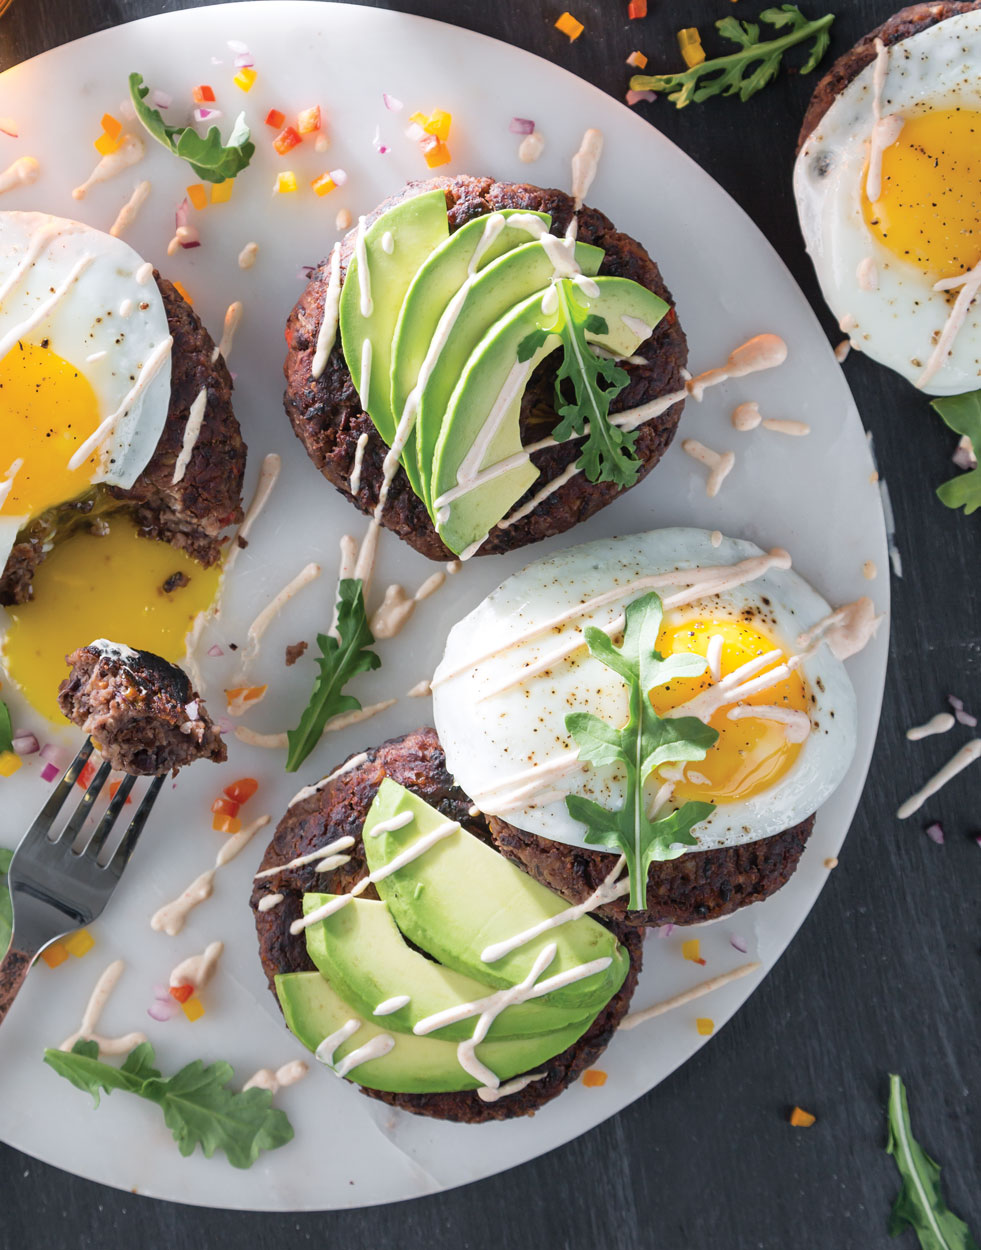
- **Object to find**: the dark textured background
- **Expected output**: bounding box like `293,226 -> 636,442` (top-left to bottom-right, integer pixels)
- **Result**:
0,2 -> 978,1246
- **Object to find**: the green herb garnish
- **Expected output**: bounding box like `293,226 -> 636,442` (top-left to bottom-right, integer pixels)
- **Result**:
128,73 -> 255,183
285,578 -> 380,773
0,698 -> 12,755
518,279 -> 640,488
0,848 -> 12,960
629,6 -> 834,109
44,1040 -> 293,1169
563,591 -> 718,909
930,392 -> 981,516
886,1074 -> 979,1250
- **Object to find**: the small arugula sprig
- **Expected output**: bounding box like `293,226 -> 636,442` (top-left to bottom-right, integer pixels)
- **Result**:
518,279 -> 640,488
44,1040 -> 293,1169
564,592 -> 718,910
0,698 -> 12,755
285,578 -> 380,773
886,1074 -> 979,1250
129,73 -> 255,183
931,392 -> 981,516
629,6 -> 834,109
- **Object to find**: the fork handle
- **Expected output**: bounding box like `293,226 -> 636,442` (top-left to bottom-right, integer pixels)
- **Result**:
0,942 -> 37,1027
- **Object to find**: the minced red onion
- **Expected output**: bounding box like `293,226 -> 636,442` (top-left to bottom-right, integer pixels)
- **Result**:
194,107 -> 222,124
956,709 -> 978,727
404,121 -> 426,142
40,762 -> 60,783
655,923 -> 674,939
730,934 -> 748,954
925,822 -> 945,844
948,695 -> 964,711
382,93 -> 403,112
377,144 -> 390,156
626,89 -> 656,106
39,742 -> 63,766
953,435 -> 978,470
151,89 -> 172,110
329,168 -> 348,186
175,197 -> 190,229
509,117 -> 535,135
147,1000 -> 178,1022
206,644 -> 224,658
217,716 -> 234,734
153,983 -> 171,1000
234,53 -> 254,69
12,732 -> 39,756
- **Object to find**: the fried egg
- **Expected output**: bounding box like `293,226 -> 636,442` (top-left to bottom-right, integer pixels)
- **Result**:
432,530 -> 858,853
0,210 -> 172,574
794,10 -> 981,394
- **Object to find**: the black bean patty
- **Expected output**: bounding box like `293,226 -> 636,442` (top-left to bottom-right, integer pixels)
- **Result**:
488,813 -> 815,929
251,727 -> 643,1124
283,175 -> 688,561
57,642 -> 226,776
797,2 -> 981,151
0,274 -> 246,605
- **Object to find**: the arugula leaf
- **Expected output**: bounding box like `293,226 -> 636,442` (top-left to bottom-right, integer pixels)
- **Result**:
886,1074 -> 979,1250
931,392 -> 981,516
629,6 -> 834,109
550,280 -> 640,488
564,592 -> 718,909
128,73 -> 255,183
0,847 -> 12,960
44,1040 -> 293,1169
285,578 -> 380,772
0,698 -> 12,755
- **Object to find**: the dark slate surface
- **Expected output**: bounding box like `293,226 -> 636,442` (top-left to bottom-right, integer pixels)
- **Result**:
0,2 -> 978,1247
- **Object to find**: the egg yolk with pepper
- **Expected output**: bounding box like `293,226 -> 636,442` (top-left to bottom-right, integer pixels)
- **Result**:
649,616 -> 809,804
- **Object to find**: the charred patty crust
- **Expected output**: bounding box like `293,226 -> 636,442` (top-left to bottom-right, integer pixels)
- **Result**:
283,175 -> 688,561
797,2 -> 981,150
487,813 -> 815,929
251,726 -> 643,1124
57,641 -> 226,776
0,275 -> 247,606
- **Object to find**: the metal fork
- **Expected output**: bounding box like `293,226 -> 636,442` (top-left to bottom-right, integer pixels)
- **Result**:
0,738 -> 163,1027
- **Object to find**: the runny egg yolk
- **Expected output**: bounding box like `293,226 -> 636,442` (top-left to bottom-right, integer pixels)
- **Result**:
648,617 -> 809,805
862,108 -> 981,278
2,516 -> 220,723
0,340 -> 102,519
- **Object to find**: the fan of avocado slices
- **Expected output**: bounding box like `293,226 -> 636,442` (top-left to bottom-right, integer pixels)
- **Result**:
337,192 -> 669,557
275,779 -> 629,1094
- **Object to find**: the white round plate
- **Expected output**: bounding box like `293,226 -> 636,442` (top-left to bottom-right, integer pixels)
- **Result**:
0,1 -> 888,1210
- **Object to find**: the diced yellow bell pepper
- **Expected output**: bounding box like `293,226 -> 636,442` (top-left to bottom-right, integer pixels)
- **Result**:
424,109 -> 452,141
275,171 -> 298,194
695,1017 -> 715,1036
0,751 -> 22,777
210,180 -> 234,204
64,929 -> 95,958
233,67 -> 257,92
678,27 -> 706,68
182,995 -> 206,1022
94,131 -> 122,157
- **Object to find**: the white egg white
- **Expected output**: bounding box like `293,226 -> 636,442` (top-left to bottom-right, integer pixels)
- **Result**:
793,9 -> 981,394
0,210 -> 172,572
432,529 -> 858,855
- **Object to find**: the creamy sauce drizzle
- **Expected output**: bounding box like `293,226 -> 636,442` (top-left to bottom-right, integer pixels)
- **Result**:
222,453 -> 281,578
732,401 -> 761,431
567,128 -> 604,239
477,1072 -> 546,1102
290,819 -> 460,935
371,572 -> 446,639
365,812 -> 415,839
172,387 -> 208,484
243,1059 -> 308,1093
834,339 -> 851,363
865,39 -> 904,204
681,439 -> 736,497
212,300 -> 243,364
796,596 -> 881,661
0,254 -> 95,365
0,459 -> 23,510
73,134 -> 144,199
312,241 -> 342,379
287,752 -> 368,808
68,336 -> 173,470
238,241 -> 259,270
234,699 -> 397,750
906,712 -> 955,741
373,995 -> 411,1016
349,431 -> 369,494
380,231 -> 394,255
762,418 -> 810,437
727,703 -> 811,743
58,959 -> 147,1057
620,961 -> 761,1031
354,215 -> 373,317
407,679 -> 432,698
109,180 -> 151,238
686,334 -> 788,401
480,857 -> 628,963
169,940 -> 223,991
710,530 -> 723,547
918,256 -> 981,389
254,835 -> 356,880
857,256 -> 879,292
706,634 -> 724,682
151,816 -> 269,935
333,1035 -> 395,1079
257,892 -> 283,911
315,1019 -> 361,1067
896,741 -> 981,819
0,155 -> 40,194
518,132 -> 545,163
239,562 -> 321,667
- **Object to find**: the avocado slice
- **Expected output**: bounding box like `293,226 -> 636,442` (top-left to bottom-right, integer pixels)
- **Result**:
389,211 -> 553,503
362,780 -> 628,1013
430,275 -> 669,557
303,894 -> 596,1041
409,237 -> 605,512
276,970 -> 591,1093
338,189 -> 449,447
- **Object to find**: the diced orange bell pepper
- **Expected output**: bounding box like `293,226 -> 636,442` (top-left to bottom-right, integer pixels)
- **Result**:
555,12 -> 584,40
789,1106 -> 816,1128
628,0 -> 647,19
420,135 -> 451,168
582,1069 -> 607,1087
173,280 -> 193,305
101,113 -> 123,140
186,183 -> 208,211
224,777 -> 258,804
297,105 -> 322,134
169,983 -> 194,1003
311,173 -> 337,198
265,108 -> 286,129
213,814 -> 242,835
626,51 -> 648,69
41,941 -> 69,968
211,795 -> 240,818
192,85 -> 216,103
273,126 -> 301,155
